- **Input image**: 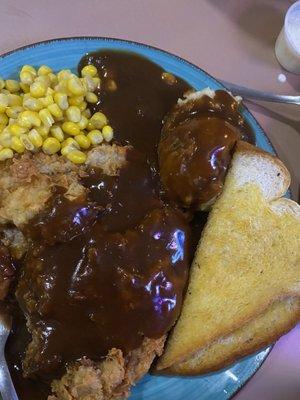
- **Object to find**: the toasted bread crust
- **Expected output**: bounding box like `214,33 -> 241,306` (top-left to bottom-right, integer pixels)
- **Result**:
234,141 -> 291,200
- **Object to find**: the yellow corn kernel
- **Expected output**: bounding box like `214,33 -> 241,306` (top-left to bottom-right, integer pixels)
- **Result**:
20,83 -> 30,93
54,92 -> 68,110
18,110 -> 41,128
77,115 -> 88,130
20,133 -> 35,151
66,149 -> 87,164
0,79 -> 5,90
0,131 -> 12,147
21,65 -> 37,77
82,108 -> 91,119
85,92 -> 98,104
87,130 -> 103,145
28,129 -> 43,148
46,87 -> 55,96
0,94 -> 9,113
39,108 -> 54,127
57,69 -> 72,81
50,125 -> 64,142
5,80 -> 20,93
20,70 -> 35,85
23,97 -> 43,111
86,120 -> 94,131
8,94 -> 22,106
1,125 -> 9,133
60,146 -> 71,156
90,112 -> 107,129
48,73 -> 58,86
102,125 -> 114,142
42,137 -> 61,155
93,77 -> 101,88
77,101 -> 87,112
67,77 -> 85,96
47,103 -> 63,120
8,118 -> 17,126
30,81 -> 47,98
9,124 -> 27,136
0,113 -> 8,125
40,95 -> 54,107
0,130 -> 11,146
0,148 -> 13,161
82,76 -> 96,92
36,75 -> 51,87
62,121 -> 80,136
68,96 -> 84,106
54,80 -> 69,95
38,65 -> 52,76
0,125 -> 5,133
23,92 -> 32,100
11,136 -> 25,153
81,65 -> 98,77
62,137 -> 80,149
6,106 -> 23,119
36,125 -> 49,138
75,134 -> 91,149
66,106 -> 81,123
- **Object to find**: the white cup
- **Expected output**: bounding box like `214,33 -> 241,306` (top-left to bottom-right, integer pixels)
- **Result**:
275,1 -> 300,74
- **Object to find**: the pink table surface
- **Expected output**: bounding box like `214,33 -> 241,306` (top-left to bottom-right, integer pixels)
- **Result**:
0,0 -> 299,399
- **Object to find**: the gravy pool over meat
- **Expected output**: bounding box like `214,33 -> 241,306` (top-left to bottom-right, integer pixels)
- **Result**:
4,50 -> 254,399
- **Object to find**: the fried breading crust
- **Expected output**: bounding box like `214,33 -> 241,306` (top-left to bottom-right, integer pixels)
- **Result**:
49,337 -> 165,400
0,144 -> 128,260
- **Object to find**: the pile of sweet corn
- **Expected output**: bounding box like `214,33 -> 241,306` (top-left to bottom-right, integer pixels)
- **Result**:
0,64 -> 114,164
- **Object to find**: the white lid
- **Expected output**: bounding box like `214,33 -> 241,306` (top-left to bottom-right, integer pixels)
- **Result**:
285,1 -> 300,54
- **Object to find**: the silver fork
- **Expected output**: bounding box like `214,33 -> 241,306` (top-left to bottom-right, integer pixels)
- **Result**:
0,315 -> 18,400
221,80 -> 300,105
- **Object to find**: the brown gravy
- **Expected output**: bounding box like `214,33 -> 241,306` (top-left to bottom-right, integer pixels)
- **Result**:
159,91 -> 255,209
15,151 -> 190,381
78,50 -> 191,163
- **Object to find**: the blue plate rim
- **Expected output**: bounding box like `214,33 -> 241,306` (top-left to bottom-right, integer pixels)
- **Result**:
0,36 -> 275,399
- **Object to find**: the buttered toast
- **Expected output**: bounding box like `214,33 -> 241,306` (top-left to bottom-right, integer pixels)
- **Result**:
157,141 -> 300,372
161,297 -> 300,374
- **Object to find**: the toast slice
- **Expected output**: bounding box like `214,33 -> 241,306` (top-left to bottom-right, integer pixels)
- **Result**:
157,141 -> 300,371
162,297 -> 300,374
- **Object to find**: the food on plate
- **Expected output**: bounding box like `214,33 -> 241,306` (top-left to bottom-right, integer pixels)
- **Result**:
158,89 -> 253,210
0,63 -> 113,164
49,337 -> 165,400
0,48 -> 298,400
4,143 -> 190,400
2,51 -> 194,400
157,141 -> 300,373
161,298 -> 300,375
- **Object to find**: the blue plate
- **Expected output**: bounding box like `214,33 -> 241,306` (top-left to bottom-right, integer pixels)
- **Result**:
0,38 -> 273,400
